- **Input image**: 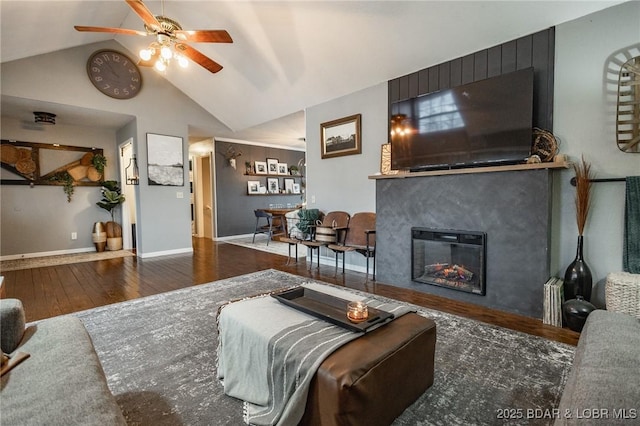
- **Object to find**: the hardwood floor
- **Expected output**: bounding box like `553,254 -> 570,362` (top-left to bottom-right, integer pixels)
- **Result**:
2,237 -> 580,345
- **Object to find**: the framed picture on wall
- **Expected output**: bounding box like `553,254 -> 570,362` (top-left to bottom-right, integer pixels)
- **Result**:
247,180 -> 260,195
283,178 -> 295,193
254,161 -> 268,174
320,113 -> 361,159
267,177 -> 280,193
292,183 -> 301,194
277,163 -> 288,175
147,133 -> 184,186
266,158 -> 279,174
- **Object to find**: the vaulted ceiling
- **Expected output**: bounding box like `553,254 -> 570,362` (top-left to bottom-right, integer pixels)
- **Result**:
0,1 -> 624,149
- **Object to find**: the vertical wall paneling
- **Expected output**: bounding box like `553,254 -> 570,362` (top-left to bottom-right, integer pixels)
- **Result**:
474,50 -> 488,80
418,69 -> 429,96
398,75 -> 410,101
408,72 -> 420,99
449,58 -> 462,87
487,46 -> 502,78
438,62 -> 451,90
516,36 -> 533,69
501,40 -> 517,73
461,54 -> 475,84
388,27 -> 554,132
428,66 -> 439,93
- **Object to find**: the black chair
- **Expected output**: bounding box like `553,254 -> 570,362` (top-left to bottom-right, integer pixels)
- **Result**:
252,210 -> 278,245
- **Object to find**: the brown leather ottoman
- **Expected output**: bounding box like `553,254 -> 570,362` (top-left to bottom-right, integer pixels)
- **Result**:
300,313 -> 436,426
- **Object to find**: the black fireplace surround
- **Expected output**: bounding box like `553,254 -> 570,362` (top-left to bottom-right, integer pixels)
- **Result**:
376,169 -> 552,318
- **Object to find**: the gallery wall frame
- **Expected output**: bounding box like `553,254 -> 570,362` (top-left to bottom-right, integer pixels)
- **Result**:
147,133 -> 184,186
320,113 -> 361,159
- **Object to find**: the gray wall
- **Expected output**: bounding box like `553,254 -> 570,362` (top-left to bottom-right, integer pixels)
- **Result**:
0,118 -> 122,255
1,40 -> 232,258
214,140 -> 305,237
305,2 -> 640,294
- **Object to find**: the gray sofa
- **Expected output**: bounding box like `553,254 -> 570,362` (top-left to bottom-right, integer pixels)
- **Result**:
555,309 -> 640,425
1,299 -> 126,425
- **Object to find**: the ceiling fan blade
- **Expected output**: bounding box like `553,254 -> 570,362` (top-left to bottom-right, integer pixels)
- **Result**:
174,30 -> 233,43
175,43 -> 223,73
74,26 -> 148,37
125,0 -> 162,31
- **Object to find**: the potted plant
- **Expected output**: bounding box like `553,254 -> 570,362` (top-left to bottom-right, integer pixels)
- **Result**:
96,180 -> 126,251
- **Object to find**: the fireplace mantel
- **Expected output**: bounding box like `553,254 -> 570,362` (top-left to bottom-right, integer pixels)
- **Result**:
369,161 -> 569,180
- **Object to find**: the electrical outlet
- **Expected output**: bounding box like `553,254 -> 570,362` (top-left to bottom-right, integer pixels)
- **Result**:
176,191 -> 184,199
71,232 -> 77,240
311,195 -> 316,203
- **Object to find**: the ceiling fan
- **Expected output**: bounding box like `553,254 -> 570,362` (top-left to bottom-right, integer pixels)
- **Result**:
74,0 -> 232,73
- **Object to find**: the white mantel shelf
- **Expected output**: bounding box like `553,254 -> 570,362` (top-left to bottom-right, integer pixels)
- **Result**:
368,161 -> 570,180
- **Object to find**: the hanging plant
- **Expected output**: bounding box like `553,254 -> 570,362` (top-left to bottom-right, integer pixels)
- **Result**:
49,171 -> 75,202
92,153 -> 107,175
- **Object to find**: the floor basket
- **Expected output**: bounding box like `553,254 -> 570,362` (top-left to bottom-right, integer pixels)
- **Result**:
605,272 -> 640,319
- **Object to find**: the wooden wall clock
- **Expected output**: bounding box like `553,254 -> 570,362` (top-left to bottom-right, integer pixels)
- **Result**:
86,50 -> 142,99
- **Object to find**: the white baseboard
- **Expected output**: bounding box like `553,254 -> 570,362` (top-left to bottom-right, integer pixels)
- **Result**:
214,234 -> 254,241
138,247 -> 193,259
1,247 -> 95,262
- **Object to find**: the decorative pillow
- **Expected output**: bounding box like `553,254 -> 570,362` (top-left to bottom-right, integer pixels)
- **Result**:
0,299 -> 26,353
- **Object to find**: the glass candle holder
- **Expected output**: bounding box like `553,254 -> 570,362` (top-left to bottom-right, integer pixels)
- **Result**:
346,301 -> 368,323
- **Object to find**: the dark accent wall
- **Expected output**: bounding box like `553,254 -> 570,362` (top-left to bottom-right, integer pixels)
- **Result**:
215,141 -> 305,237
388,27 -> 555,132
376,170 -> 553,318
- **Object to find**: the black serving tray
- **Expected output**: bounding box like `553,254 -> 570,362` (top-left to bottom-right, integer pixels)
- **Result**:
271,287 -> 394,332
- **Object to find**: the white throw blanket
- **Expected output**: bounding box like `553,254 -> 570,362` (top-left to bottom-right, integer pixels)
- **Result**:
216,283 -> 414,426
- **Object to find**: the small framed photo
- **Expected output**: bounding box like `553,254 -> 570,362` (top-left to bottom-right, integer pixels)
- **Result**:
284,178 -> 295,193
247,180 -> 261,195
266,158 -> 279,174
320,113 -> 362,159
254,161 -> 267,174
267,177 -> 280,193
292,183 -> 301,194
277,163 -> 288,175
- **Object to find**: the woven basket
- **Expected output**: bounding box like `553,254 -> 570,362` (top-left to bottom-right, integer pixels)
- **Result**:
605,272 -> 640,319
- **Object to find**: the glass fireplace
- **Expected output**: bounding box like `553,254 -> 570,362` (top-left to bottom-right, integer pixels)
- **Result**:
412,228 -> 486,295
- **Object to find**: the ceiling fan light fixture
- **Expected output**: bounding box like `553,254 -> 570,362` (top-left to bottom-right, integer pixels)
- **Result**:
34,111 -> 56,125
160,45 -> 173,59
139,48 -> 153,61
154,60 -> 167,72
177,55 -> 189,68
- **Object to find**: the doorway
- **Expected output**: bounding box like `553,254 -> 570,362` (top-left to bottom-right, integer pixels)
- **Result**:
192,153 -> 215,240
119,140 -> 138,250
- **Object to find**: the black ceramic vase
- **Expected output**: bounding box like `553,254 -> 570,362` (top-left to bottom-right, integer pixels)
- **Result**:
564,235 -> 593,302
562,296 -> 596,332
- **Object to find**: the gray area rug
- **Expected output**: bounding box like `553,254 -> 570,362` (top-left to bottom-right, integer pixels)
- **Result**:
225,237 -> 306,259
73,269 -> 574,426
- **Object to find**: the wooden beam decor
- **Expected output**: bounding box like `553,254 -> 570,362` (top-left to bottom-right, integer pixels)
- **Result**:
0,140 -> 105,187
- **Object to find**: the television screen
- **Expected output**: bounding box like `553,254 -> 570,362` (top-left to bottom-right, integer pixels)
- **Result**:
390,67 -> 534,171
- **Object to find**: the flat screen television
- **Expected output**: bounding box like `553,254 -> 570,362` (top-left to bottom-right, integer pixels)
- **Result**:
390,67 -> 534,171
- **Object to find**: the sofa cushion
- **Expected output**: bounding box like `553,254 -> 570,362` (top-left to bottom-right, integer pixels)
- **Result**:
1,316 -> 127,425
556,310 -> 640,425
0,299 -> 26,353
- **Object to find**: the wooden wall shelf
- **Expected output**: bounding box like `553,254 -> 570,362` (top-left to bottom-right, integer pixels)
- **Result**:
368,161 -> 570,180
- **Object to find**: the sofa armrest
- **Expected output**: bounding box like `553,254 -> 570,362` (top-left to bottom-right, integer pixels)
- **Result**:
0,299 -> 26,353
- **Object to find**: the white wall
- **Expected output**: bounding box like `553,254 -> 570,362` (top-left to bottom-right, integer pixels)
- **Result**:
305,2 -> 640,291
553,1 -> 640,305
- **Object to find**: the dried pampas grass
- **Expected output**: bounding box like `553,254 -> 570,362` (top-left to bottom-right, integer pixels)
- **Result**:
573,156 -> 594,236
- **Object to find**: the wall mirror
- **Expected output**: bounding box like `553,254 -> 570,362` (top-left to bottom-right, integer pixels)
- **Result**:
617,55 -> 640,153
